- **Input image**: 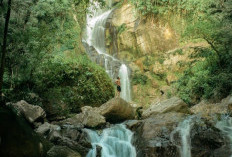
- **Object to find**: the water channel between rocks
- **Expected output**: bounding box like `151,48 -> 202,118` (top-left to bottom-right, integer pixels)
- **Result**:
85,124 -> 136,157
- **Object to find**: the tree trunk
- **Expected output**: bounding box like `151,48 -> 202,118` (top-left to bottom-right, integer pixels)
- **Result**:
0,0 -> 12,99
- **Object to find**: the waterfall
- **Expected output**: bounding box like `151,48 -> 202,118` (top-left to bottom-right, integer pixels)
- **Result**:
84,0 -> 132,102
119,64 -> 131,102
216,115 -> 232,157
85,124 -> 137,157
171,117 -> 194,157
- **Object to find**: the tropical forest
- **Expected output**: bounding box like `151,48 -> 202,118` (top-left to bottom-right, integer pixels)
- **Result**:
0,0 -> 232,157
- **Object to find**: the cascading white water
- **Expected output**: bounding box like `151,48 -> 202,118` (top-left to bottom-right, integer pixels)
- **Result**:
216,115 -> 232,157
85,124 -> 137,157
84,0 -> 132,102
85,0 -> 115,77
119,64 -> 131,102
171,117 -> 194,157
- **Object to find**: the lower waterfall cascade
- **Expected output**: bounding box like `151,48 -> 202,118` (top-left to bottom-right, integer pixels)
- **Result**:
171,116 -> 195,157
216,115 -> 232,157
85,124 -> 136,157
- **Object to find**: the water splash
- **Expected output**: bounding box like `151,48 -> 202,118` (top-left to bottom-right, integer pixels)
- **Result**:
119,64 -> 131,102
216,115 -> 232,157
85,124 -> 136,157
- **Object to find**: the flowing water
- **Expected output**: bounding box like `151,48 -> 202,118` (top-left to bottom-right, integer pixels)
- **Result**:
171,117 -> 195,157
119,64 -> 131,102
85,124 -> 136,157
216,115 -> 232,157
83,0 -> 131,102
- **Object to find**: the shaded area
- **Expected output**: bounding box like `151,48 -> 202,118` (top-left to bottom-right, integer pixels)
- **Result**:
0,106 -> 52,157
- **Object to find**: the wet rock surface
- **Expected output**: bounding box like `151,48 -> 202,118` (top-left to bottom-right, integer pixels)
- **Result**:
132,112 -> 185,157
132,112 -> 230,157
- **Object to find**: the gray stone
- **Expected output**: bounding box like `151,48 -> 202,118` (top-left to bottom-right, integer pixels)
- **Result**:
61,110 -> 105,128
46,146 -> 81,157
48,130 -> 62,143
35,122 -> 60,135
96,97 -> 135,123
133,112 -> 185,157
191,95 -> 232,119
142,97 -> 190,118
7,100 -> 46,123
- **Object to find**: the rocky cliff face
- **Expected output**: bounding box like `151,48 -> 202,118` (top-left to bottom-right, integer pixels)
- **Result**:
108,2 -> 178,58
104,1 -> 209,106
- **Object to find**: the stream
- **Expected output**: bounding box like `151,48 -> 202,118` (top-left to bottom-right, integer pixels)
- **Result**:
216,115 -> 232,157
85,124 -> 136,157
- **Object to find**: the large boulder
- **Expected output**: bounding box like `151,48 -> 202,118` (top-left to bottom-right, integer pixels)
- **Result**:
35,122 -> 61,135
133,112 -> 185,157
191,95 -> 232,119
142,97 -> 190,118
46,146 -> 81,157
190,122 -> 226,157
7,100 -> 46,123
61,110 -> 105,128
97,98 -> 135,123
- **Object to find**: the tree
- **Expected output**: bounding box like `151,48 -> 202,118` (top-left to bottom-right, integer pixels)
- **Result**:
0,0 -> 11,100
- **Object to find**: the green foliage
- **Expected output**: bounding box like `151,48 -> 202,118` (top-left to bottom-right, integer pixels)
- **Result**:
158,58 -> 165,64
143,56 -> 153,67
33,55 -> 114,112
132,72 -> 148,85
128,0 -> 232,104
130,0 -> 216,17
176,0 -> 232,104
117,23 -> 127,34
1,0 -> 115,117
130,0 -> 164,16
177,49 -> 232,105
173,49 -> 184,55
167,90 -> 172,99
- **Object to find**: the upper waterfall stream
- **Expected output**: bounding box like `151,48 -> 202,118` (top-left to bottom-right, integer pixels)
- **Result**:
83,0 -> 131,102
